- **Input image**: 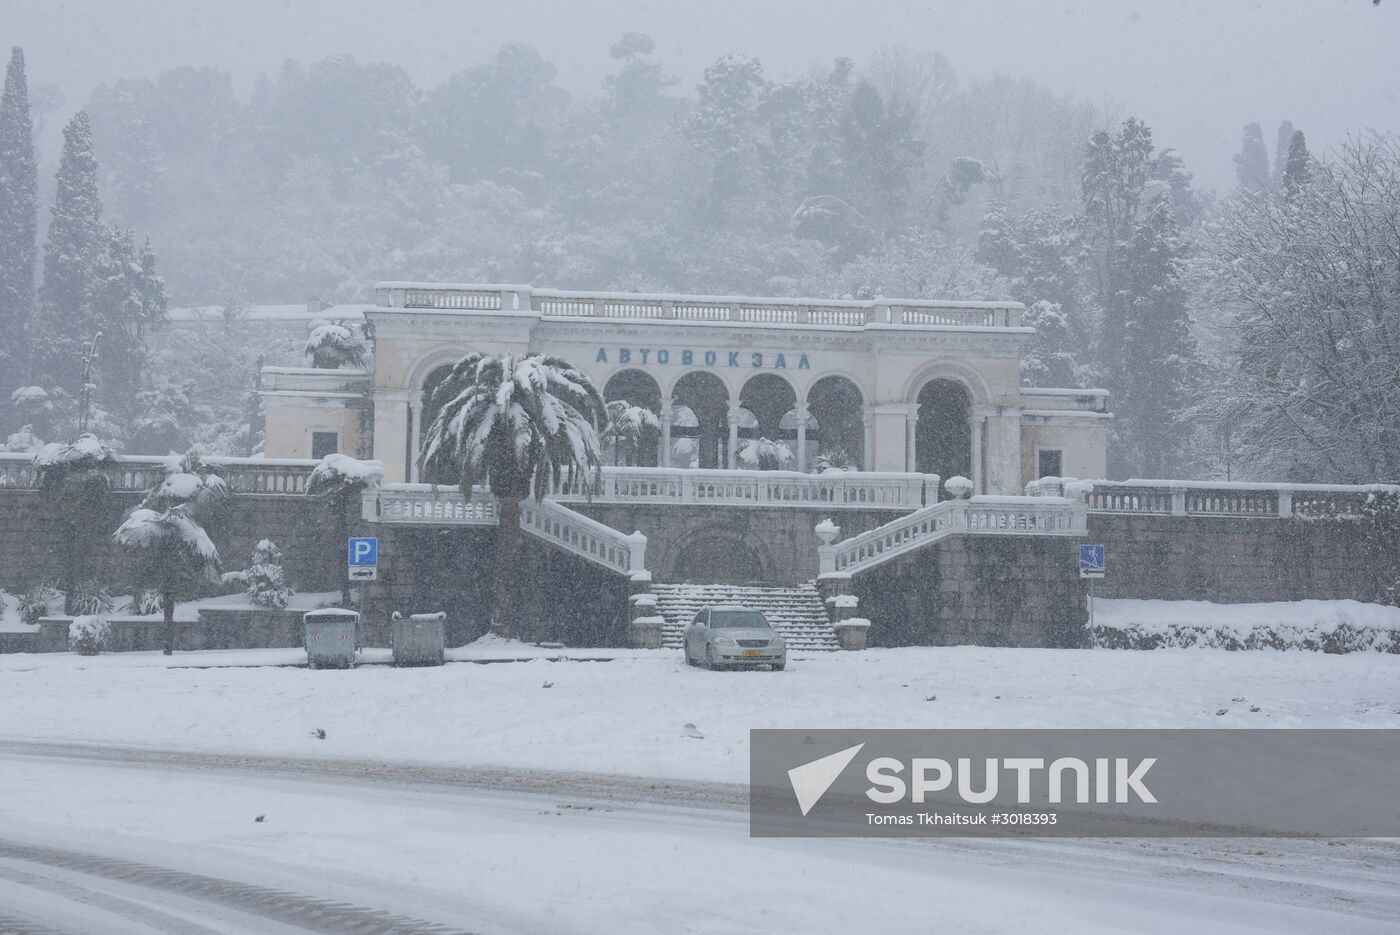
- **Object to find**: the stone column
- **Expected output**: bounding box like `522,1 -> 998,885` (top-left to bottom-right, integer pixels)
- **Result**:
969,408 -> 986,494
372,388 -> 414,483
794,402 -> 809,472
903,403 -> 919,473
659,403 -> 673,468
870,403 -> 914,472
862,405 -> 876,470
727,404 -> 742,470
981,407 -> 1022,495
407,401 -> 423,482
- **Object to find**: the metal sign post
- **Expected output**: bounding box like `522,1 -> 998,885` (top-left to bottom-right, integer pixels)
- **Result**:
1078,544 -> 1106,629
348,537 -> 379,651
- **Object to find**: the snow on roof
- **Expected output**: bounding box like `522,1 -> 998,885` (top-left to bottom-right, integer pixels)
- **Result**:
166,304 -> 372,323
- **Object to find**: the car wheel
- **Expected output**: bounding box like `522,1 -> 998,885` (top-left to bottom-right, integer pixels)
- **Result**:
705,646 -> 717,670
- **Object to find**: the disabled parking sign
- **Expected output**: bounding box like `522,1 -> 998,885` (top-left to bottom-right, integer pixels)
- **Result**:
1078,544 -> 1105,579
348,537 -> 378,581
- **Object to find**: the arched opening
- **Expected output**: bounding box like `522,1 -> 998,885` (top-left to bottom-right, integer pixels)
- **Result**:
806,376 -> 865,471
418,363 -> 458,485
737,374 -> 797,470
602,370 -> 662,467
669,532 -> 770,584
915,378 -> 971,481
672,371 -> 730,469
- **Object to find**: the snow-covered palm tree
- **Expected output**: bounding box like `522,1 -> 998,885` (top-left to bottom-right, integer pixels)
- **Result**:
113,449 -> 229,654
737,436 -> 794,471
604,399 -> 661,466
114,505 -> 221,655
306,454 -> 384,606
33,434 -> 120,612
304,319 -> 368,369
419,353 -> 607,636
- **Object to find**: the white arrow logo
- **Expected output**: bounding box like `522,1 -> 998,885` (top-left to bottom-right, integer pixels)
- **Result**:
787,743 -> 866,817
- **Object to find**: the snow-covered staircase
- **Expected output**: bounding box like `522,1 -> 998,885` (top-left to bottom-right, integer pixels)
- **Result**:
650,582 -> 840,651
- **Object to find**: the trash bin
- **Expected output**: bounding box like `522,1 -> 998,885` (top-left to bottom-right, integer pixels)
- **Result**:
304,609 -> 359,669
392,611 -> 446,667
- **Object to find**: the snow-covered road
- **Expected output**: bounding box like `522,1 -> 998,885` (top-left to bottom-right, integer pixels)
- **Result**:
2,743 -> 1399,934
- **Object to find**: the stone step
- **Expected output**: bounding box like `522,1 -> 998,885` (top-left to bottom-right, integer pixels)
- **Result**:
650,582 -> 839,651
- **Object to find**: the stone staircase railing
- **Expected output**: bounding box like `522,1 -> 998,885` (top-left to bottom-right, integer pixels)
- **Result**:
518,497 -> 648,578
1026,477 -> 1400,520
818,495 -> 1087,578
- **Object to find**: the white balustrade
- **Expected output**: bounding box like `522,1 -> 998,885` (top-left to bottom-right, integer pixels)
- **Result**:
819,496 -> 1087,577
362,484 -> 499,525
373,282 -> 1023,332
0,452 -> 320,494
552,467 -> 937,509
1076,479 -> 1400,519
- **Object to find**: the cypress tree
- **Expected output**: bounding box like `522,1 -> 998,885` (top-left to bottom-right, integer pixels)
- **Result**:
1283,130 -> 1311,197
1233,122 -> 1270,192
0,47 -> 38,382
36,111 -> 104,391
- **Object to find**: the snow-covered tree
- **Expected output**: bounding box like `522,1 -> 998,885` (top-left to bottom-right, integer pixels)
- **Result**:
1272,120 -> 1295,189
10,384 -> 54,438
737,436 -> 794,471
303,318 -> 368,369
222,538 -> 293,609
32,433 -> 119,612
1282,130 -> 1311,197
113,503 -> 220,655
419,353 -> 606,636
1233,122 -> 1270,193
1019,301 -> 1080,387
90,227 -> 167,421
112,449 -> 228,653
603,399 -> 660,466
306,453 -> 383,606
3,423 -> 42,452
0,47 -> 38,387
1115,194 -> 1199,477
1193,135 -> 1400,482
35,111 -> 104,392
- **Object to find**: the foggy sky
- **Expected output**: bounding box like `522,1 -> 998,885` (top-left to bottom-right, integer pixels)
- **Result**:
2,0 -> 1397,193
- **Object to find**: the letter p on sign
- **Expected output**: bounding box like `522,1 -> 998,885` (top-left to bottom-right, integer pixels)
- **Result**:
348,537 -> 378,567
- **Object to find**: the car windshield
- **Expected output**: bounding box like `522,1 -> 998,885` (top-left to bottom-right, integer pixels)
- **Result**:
710,611 -> 769,629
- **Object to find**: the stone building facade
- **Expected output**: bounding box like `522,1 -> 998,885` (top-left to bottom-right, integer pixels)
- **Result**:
259,283 -> 1109,492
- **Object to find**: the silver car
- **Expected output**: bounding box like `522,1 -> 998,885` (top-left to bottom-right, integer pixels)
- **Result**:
683,605 -> 786,670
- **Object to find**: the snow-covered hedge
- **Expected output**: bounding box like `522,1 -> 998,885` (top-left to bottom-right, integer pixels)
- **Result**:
1090,598 -> 1400,654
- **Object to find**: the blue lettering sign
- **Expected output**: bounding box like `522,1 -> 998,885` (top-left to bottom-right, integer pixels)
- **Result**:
639,348 -> 650,364
705,351 -> 717,366
596,348 -> 608,363
619,348 -> 631,364
775,354 -> 787,368
594,346 -> 815,372
751,352 -> 763,368
798,354 -> 811,369
728,352 -> 740,367
657,349 -> 669,364
682,350 -> 694,365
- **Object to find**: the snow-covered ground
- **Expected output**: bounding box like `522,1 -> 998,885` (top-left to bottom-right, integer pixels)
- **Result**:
2,640 -> 1397,783
7,749 -> 1397,935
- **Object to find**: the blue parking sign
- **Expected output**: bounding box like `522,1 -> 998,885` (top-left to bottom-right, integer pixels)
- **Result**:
348,537 -> 378,567
1078,544 -> 1105,578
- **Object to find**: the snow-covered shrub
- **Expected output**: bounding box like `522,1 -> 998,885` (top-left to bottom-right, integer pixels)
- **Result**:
144,449 -> 229,521
737,436 -> 794,471
222,539 -> 294,609
3,424 -> 44,452
813,448 -> 858,473
944,475 -> 974,499
69,615 -> 110,655
70,579 -> 115,617
604,399 -> 660,465
304,318 -> 368,369
18,581 -> 60,627
126,589 -> 162,616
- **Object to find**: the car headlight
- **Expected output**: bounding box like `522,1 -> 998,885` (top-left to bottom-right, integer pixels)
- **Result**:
770,636 -> 786,650
711,636 -> 737,647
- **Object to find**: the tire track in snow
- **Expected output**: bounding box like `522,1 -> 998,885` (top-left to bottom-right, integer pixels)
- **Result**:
0,840 -> 471,935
